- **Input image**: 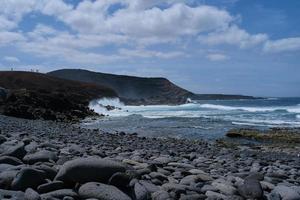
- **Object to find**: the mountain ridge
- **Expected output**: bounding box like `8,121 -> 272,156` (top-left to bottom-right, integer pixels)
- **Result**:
48,69 -> 194,105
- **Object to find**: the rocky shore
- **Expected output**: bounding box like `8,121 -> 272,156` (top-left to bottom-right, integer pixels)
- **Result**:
0,114 -> 300,200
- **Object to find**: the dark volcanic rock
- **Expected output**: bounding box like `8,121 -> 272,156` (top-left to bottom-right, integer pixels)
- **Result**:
23,150 -> 58,164
40,189 -> 78,199
37,181 -> 65,194
0,156 -> 23,165
1,143 -> 27,160
238,178 -> 263,199
55,157 -> 126,184
0,71 -> 117,121
78,182 -> 131,200
11,167 -> 46,191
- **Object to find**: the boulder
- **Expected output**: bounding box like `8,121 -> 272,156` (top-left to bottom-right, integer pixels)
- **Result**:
40,189 -> 78,199
78,182 -> 131,200
11,167 -> 46,191
37,181 -> 65,194
23,150 -> 58,164
0,156 -> 23,165
238,178 -> 263,199
0,170 -> 18,189
54,157 -> 126,184
1,143 -> 27,160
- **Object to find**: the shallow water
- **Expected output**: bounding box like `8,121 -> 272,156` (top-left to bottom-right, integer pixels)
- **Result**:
82,97 -> 300,140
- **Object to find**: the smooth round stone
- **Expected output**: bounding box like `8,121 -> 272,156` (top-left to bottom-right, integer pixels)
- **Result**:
0,189 -> 25,200
78,182 -> 131,200
25,188 -> 40,200
0,163 -> 14,173
40,189 -> 79,199
212,181 -> 237,195
271,186 -> 300,200
134,182 -> 148,200
0,156 -> 23,165
1,143 -> 27,159
37,181 -> 65,194
55,157 -> 126,184
23,150 -> 58,164
238,178 -> 263,199
108,172 -> 132,188
151,190 -> 171,200
11,167 -> 46,191
0,170 -> 18,189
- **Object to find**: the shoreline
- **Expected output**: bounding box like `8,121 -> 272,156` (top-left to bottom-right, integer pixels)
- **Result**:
0,114 -> 300,199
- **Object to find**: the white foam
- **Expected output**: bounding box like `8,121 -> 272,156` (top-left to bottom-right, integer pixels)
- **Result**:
199,103 -> 300,113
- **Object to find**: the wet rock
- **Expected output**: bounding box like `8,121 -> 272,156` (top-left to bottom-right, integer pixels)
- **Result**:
11,167 -> 46,191
23,150 -> 58,164
78,182 -> 131,200
55,157 -> 126,184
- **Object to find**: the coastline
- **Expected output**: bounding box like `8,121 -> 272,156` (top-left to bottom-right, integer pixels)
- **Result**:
0,114 -> 299,199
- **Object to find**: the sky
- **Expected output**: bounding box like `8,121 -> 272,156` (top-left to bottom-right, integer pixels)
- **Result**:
0,0 -> 299,97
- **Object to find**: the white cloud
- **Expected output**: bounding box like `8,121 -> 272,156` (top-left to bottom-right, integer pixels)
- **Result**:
119,48 -> 186,59
3,56 -> 20,62
206,53 -> 229,61
0,31 -> 25,46
198,25 -> 268,48
263,37 -> 300,53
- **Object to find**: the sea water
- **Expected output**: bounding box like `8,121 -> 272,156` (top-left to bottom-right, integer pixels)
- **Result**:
83,97 -> 300,140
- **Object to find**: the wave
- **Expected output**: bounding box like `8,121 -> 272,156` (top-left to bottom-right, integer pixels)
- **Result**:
232,119 -> 300,127
89,98 -> 125,115
199,104 -> 300,113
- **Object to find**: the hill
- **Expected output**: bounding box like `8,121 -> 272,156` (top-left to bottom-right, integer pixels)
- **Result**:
48,69 -> 194,105
0,71 -> 117,121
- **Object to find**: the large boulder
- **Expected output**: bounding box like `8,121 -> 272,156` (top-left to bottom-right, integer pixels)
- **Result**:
238,178 -> 263,199
78,182 -> 131,200
54,157 -> 127,184
11,167 -> 47,191
1,143 -> 27,160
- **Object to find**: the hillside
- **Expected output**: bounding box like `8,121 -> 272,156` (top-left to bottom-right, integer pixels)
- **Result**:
48,69 -> 194,105
0,71 -> 117,121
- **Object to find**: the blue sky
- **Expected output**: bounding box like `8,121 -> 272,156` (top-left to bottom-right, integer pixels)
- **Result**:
0,0 -> 299,97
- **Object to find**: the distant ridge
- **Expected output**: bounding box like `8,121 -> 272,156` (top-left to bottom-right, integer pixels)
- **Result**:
48,69 -> 194,105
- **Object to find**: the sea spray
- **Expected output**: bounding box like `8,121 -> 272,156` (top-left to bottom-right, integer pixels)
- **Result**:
89,98 -> 125,115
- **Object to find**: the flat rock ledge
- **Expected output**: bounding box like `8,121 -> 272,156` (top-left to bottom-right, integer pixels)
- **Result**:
0,114 -> 299,200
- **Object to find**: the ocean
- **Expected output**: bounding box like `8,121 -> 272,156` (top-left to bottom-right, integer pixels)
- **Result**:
82,97 -> 300,140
